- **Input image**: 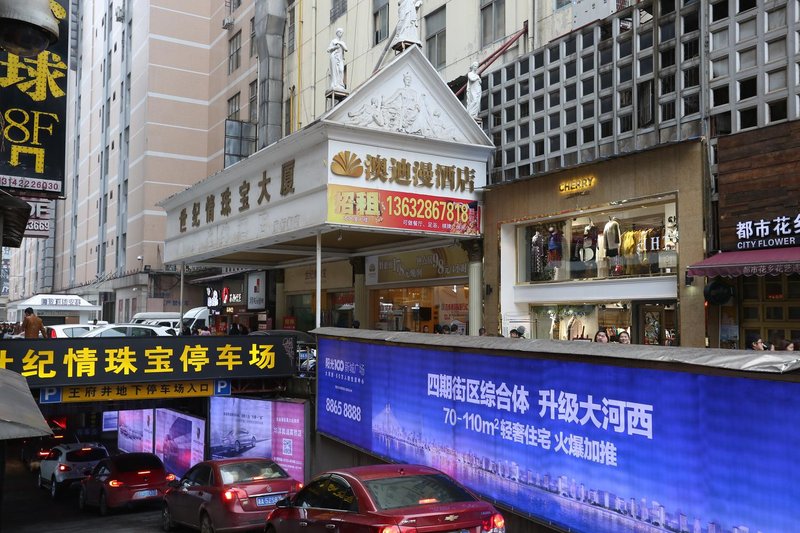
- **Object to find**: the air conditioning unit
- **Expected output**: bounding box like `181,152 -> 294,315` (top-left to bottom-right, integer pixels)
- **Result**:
222,16 -> 234,29
115,7 -> 124,22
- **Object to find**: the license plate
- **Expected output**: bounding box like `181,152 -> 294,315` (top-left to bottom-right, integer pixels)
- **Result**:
134,489 -> 158,499
256,493 -> 284,507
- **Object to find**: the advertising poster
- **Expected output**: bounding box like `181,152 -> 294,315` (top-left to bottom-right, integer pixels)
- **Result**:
117,409 -> 154,453
210,397 -> 306,482
247,271 -> 267,310
102,411 -> 118,432
155,408 -> 205,477
317,337 -> 800,533
271,401 -> 306,482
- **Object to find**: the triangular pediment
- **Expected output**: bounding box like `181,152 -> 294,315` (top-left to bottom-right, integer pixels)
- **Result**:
324,46 -> 492,146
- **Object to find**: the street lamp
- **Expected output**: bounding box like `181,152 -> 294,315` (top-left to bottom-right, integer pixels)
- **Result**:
0,0 -> 59,58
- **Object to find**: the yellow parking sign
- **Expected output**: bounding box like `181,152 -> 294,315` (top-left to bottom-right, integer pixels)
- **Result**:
60,380 -> 216,403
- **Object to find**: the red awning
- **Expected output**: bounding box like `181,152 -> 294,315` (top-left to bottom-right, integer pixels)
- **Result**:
687,247 -> 800,277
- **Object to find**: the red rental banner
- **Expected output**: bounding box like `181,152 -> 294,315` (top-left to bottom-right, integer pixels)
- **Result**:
327,184 -> 480,236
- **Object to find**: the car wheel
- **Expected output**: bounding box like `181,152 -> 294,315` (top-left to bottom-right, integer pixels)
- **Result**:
200,513 -> 215,533
98,491 -> 109,516
161,504 -> 175,532
78,487 -> 88,511
234,440 -> 241,453
50,477 -> 60,499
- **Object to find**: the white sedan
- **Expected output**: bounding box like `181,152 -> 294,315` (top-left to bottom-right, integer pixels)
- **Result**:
81,323 -> 177,337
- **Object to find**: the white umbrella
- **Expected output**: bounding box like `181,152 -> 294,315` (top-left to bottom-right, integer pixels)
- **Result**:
0,368 -> 52,440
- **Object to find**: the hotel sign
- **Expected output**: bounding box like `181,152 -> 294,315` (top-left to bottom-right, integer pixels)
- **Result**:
327,140 -> 484,236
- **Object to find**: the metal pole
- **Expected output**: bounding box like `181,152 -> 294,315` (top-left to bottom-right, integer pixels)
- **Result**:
316,231 -> 322,328
179,262 -> 185,330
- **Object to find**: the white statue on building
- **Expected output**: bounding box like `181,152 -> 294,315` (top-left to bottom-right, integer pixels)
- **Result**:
327,28 -> 348,91
466,62 -> 481,118
391,0 -> 422,49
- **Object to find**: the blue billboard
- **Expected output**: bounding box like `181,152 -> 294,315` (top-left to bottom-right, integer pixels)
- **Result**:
317,337 -> 800,533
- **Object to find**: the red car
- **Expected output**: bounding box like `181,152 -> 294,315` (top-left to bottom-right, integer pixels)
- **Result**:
78,452 -> 174,515
161,458 -> 302,532
265,464 -> 506,533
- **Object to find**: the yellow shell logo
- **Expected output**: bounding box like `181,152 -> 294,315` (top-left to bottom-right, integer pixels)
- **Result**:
331,151 -> 363,177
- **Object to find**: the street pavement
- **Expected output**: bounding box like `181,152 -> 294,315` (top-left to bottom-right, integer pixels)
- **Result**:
1,442 -> 162,532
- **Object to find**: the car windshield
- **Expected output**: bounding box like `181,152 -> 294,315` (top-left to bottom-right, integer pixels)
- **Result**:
218,460 -> 289,484
65,447 -> 108,462
363,474 -> 476,511
114,454 -> 163,472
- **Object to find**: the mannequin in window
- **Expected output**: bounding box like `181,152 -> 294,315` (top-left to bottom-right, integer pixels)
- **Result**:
530,230 -> 546,280
603,216 -> 621,257
546,226 -> 563,279
580,222 -> 598,277
603,216 -> 621,276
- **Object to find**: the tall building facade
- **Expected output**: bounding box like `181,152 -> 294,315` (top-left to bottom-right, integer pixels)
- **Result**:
8,0 -> 263,320
9,0 -> 794,344
9,0 -> 612,323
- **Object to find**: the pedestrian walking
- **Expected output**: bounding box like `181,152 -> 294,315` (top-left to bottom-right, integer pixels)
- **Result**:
22,307 -> 47,339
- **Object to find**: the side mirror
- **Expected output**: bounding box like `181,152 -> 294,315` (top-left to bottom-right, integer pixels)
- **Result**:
168,479 -> 181,489
275,496 -> 291,508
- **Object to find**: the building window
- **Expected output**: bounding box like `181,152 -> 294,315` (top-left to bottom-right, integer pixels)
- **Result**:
249,80 -> 258,123
250,17 -> 256,57
287,7 -> 295,54
284,97 -> 292,135
228,92 -> 241,120
224,119 -> 257,168
374,0 -> 389,45
518,200 -> 678,284
331,0 -> 347,22
425,7 -> 446,69
228,31 -> 242,74
230,0 -> 242,11
481,0 -> 505,47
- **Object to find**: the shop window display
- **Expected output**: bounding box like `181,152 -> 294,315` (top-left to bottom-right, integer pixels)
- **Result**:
521,201 -> 678,283
372,286 -> 468,332
530,304 -> 632,342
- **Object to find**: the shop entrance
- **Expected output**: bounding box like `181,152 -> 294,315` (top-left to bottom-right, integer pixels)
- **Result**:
740,274 -> 800,349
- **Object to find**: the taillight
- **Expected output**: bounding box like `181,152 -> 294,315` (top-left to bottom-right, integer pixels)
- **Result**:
49,329 -> 56,338
37,451 -> 49,457
166,473 -> 176,482
108,479 -> 123,488
222,488 -> 247,504
137,470 -> 151,475
481,513 -> 505,532
58,464 -> 71,472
